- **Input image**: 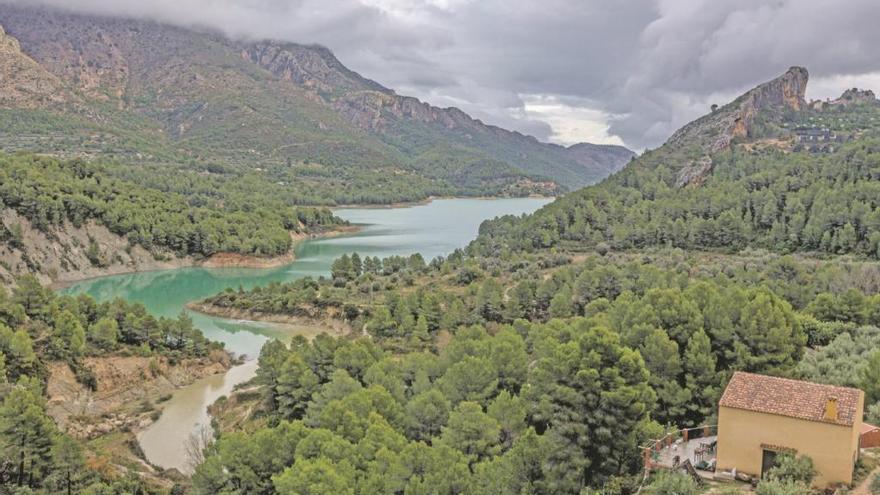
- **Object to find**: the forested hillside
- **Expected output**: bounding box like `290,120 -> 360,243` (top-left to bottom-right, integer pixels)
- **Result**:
191,248 -> 880,493
0,5 -> 634,204
0,276 -> 218,493
183,68 -> 880,494
0,153 -> 342,285
471,68 -> 880,259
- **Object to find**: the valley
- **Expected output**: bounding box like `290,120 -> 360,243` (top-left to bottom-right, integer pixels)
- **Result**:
0,2 -> 878,494
0,5 -> 633,205
58,197 -> 551,475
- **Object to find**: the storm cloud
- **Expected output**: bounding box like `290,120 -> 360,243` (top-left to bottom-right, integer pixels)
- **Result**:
6,0 -> 880,149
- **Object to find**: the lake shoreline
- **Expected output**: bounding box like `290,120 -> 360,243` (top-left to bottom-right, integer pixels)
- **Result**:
59,197 -> 552,473
50,224 -> 363,291
48,350 -> 235,440
185,301 -> 352,336
331,194 -> 556,210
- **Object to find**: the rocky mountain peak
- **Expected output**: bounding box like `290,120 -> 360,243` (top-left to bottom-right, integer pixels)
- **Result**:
241,41 -> 389,95
837,87 -> 876,105
667,66 -> 809,155
747,66 -> 808,112
566,142 -> 636,175
665,67 -> 810,188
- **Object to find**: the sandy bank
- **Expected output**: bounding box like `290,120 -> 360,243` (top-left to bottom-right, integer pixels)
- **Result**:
186,301 -> 351,336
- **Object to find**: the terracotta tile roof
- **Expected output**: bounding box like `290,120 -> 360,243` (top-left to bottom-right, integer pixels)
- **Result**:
719,372 -> 862,427
862,423 -> 879,434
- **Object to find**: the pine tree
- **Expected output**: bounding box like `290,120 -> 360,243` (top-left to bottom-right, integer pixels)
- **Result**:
860,350 -> 880,404
51,435 -> 84,495
275,354 -> 320,419
350,252 -> 363,278
331,254 -> 353,282
413,315 -> 430,343
684,329 -> 719,425
640,328 -> 689,425
548,286 -> 574,318
0,378 -> 57,488
51,310 -> 86,359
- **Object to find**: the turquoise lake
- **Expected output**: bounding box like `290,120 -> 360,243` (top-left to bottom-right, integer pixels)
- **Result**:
60,197 -> 551,471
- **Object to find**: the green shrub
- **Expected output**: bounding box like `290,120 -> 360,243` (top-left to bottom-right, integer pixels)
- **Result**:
643,471 -> 699,495
870,472 -> 880,495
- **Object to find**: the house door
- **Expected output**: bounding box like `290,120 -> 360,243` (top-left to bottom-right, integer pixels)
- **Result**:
761,449 -> 779,478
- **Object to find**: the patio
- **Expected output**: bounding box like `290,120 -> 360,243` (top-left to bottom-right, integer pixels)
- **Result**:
654,436 -> 717,472
642,426 -> 718,480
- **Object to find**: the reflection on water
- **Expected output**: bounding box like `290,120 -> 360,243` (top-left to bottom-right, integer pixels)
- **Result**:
61,198 -> 551,471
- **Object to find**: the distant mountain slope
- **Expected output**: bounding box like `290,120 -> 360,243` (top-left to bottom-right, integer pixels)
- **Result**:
0,24 -> 69,107
471,66 -> 880,259
565,142 -> 636,176
0,5 -> 634,203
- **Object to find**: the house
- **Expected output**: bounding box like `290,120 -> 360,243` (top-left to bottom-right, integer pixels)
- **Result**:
861,423 -> 880,449
715,372 -> 864,489
795,126 -> 833,143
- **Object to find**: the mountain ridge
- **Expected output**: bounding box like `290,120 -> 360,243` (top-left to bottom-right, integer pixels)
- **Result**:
0,5 -> 634,202
665,66 -> 809,155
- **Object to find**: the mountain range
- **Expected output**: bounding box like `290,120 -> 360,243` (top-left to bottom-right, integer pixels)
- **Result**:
0,5 -> 634,203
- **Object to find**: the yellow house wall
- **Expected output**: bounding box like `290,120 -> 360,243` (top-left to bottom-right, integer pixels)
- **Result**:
716,398 -> 863,488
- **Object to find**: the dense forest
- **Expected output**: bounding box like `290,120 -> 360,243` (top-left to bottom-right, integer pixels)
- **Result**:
192,247 -> 880,494
0,153 -> 343,258
0,275 -> 217,493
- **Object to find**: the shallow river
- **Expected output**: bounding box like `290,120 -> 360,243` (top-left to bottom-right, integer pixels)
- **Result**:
61,198 -> 551,472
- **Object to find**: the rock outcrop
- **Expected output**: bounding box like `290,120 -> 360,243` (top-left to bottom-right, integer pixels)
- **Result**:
660,67 -> 810,189
0,23 -> 69,107
675,156 -> 714,188
0,209 -> 192,287
666,66 -> 809,154
810,88 -> 878,111
831,88 -> 876,107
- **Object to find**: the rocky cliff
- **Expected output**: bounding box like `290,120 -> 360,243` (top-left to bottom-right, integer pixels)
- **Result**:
47,351 -> 231,438
667,66 -> 808,154
811,87 -> 878,110
662,67 -> 809,188
0,24 -> 69,108
0,208 -> 193,287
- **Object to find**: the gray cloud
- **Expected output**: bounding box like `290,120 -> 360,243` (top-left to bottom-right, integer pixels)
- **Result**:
6,0 -> 880,149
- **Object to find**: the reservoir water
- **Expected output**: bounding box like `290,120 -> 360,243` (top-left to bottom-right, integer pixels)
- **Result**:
60,198 -> 551,472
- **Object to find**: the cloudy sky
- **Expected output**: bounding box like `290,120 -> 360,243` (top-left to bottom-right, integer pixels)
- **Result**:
11,0 -> 880,150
